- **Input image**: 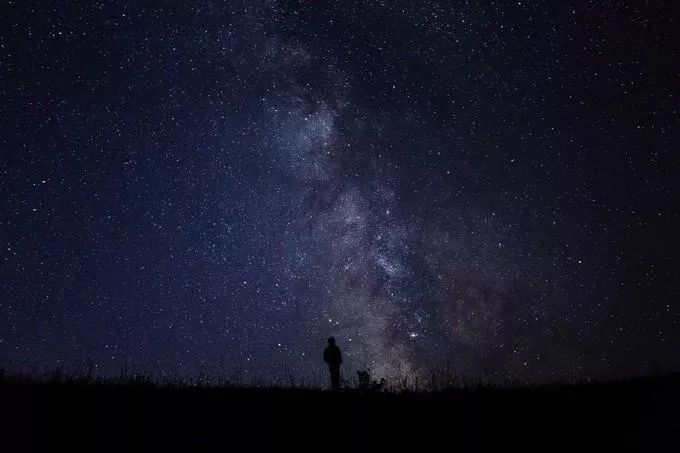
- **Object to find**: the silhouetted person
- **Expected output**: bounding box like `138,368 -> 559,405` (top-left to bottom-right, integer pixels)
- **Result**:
323,336 -> 342,391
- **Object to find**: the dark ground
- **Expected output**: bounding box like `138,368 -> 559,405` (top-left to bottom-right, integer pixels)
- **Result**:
1,374 -> 678,450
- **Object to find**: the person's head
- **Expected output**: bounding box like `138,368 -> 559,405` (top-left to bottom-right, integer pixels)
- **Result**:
327,336 -> 336,346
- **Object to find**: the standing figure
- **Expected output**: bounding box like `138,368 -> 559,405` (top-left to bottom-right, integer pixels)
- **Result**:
323,336 -> 342,391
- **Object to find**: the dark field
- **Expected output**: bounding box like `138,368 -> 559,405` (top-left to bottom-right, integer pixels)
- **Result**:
1,374 -> 678,450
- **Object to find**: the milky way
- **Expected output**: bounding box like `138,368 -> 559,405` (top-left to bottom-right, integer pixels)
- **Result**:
1,1 -> 678,384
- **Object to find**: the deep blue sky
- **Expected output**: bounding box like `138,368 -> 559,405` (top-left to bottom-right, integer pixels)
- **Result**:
1,1 -> 679,383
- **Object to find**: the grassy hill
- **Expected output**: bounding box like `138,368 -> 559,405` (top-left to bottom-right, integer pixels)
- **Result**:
1,373 -> 677,450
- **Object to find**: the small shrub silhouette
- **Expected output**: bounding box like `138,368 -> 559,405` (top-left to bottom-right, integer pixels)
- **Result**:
356,369 -> 386,392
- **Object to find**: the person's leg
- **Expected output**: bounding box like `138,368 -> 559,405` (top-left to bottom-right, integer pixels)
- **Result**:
330,366 -> 340,391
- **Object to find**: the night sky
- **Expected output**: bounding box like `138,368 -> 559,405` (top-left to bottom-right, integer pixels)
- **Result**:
1,1 -> 679,384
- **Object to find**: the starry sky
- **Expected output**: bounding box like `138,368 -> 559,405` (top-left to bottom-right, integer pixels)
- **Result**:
1,1 -> 679,384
